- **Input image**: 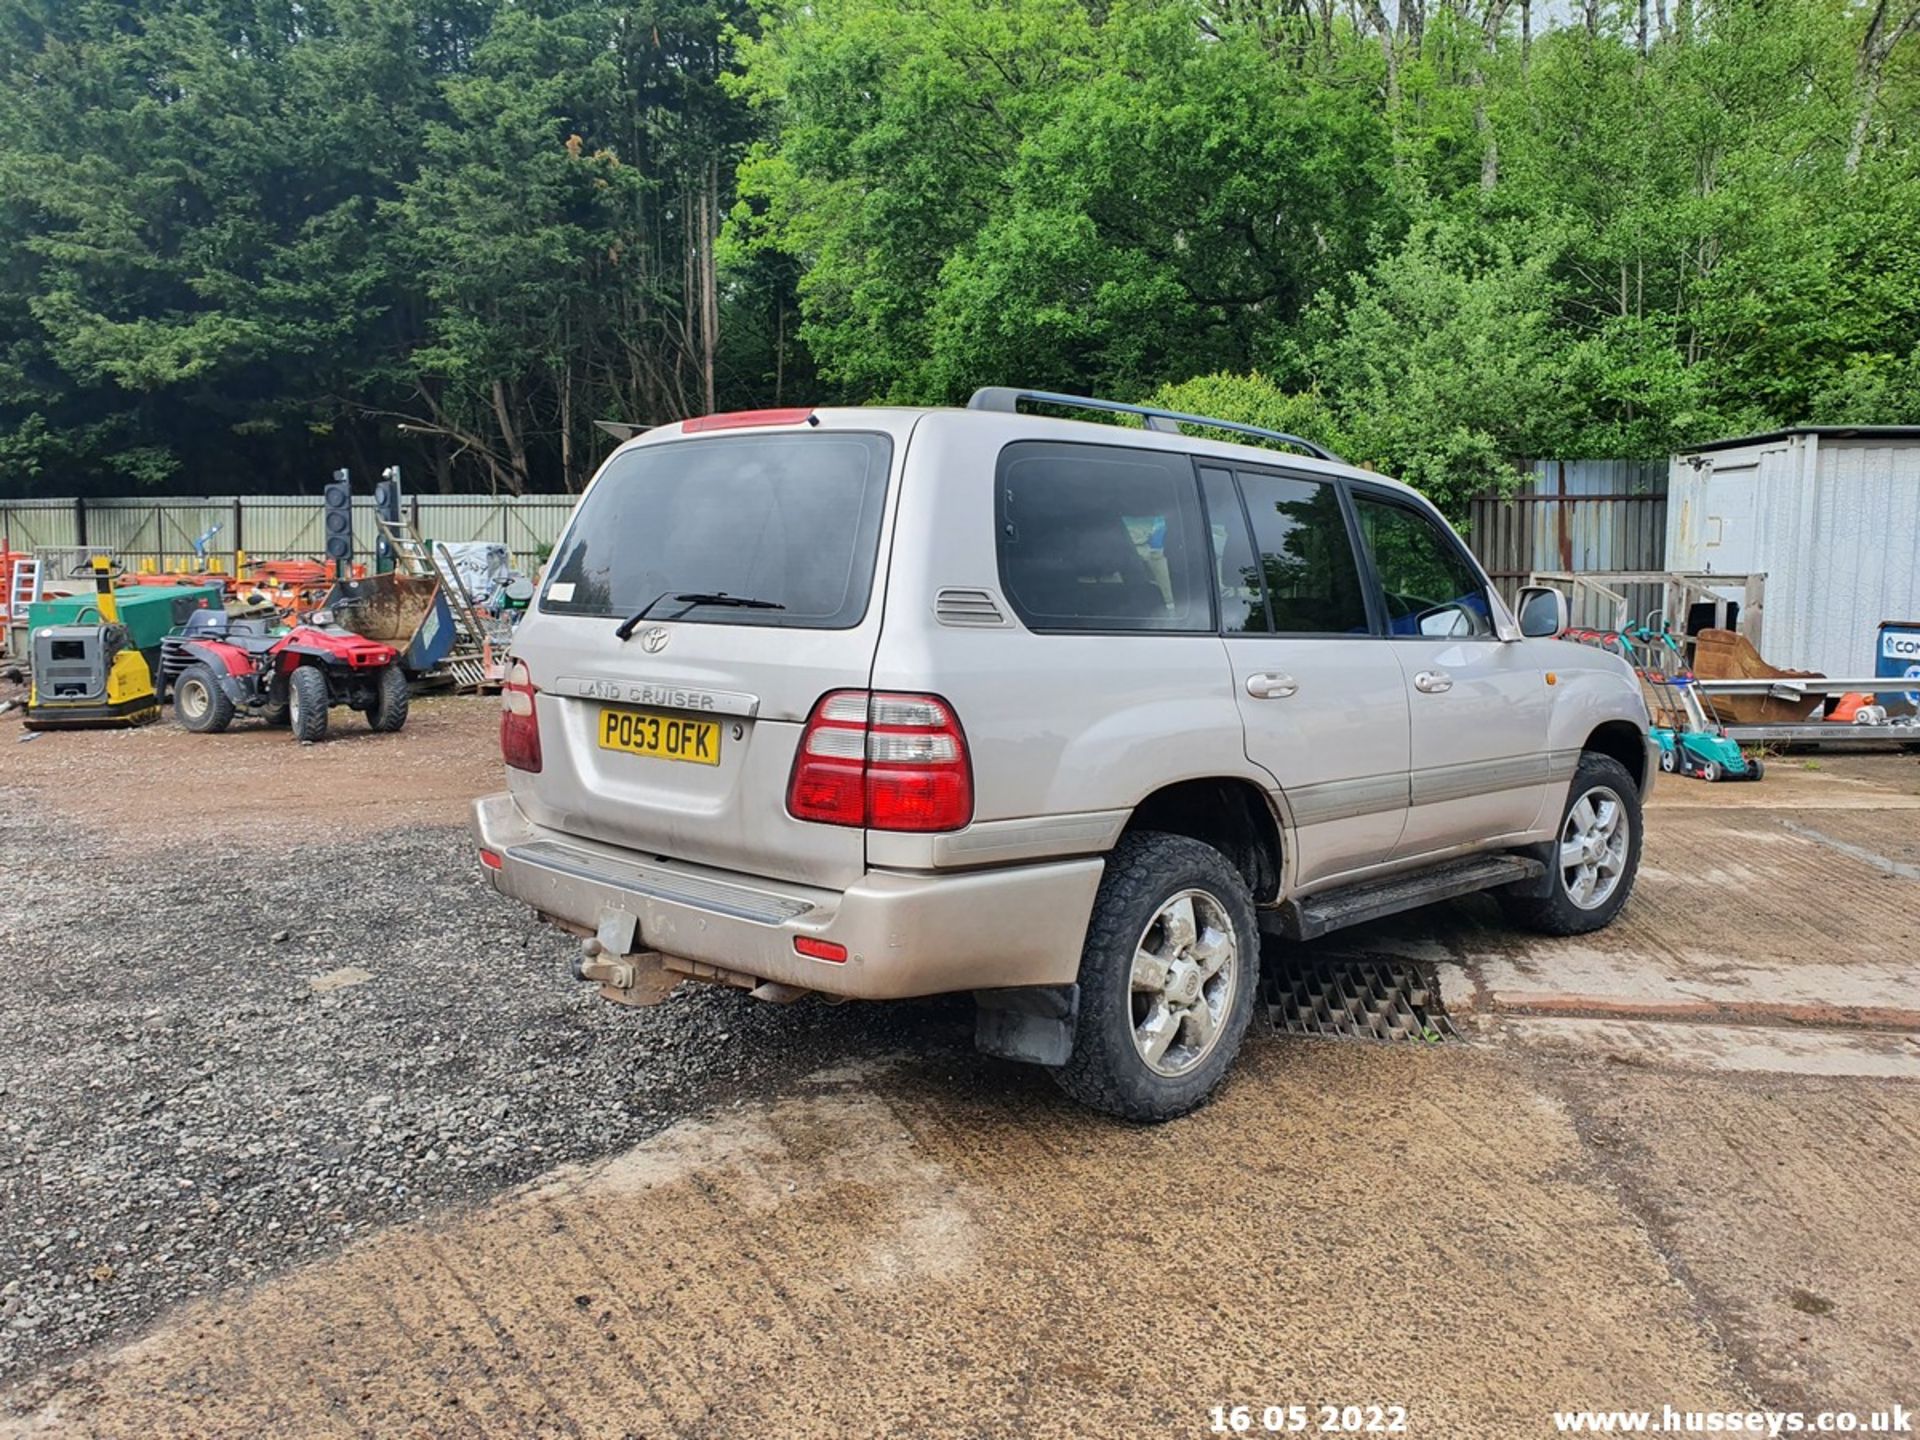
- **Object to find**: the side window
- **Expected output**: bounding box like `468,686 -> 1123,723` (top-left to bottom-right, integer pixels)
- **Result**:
1236,470 -> 1371,635
996,442 -> 1211,633
1198,467 -> 1267,633
1352,494 -> 1496,638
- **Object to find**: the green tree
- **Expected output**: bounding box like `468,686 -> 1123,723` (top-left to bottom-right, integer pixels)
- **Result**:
730,0 -> 1396,404
0,0 -> 451,490
393,0 -> 759,493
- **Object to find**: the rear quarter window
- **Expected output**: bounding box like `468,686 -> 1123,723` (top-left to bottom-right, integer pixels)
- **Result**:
540,432 -> 893,629
995,441 -> 1212,633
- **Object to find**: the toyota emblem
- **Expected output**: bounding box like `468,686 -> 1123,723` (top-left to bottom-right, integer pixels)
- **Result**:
638,626 -> 670,653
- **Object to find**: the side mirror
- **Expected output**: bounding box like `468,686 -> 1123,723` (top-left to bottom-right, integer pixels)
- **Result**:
1515,585 -> 1568,639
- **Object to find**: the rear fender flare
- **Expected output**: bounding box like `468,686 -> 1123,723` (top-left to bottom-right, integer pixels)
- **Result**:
183,639 -> 254,677
176,640 -> 259,706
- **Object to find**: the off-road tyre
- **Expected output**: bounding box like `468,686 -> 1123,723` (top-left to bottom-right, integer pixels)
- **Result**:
172,664 -> 234,734
367,664 -> 409,733
288,664 -> 330,743
1499,752 -> 1643,937
1052,832 -> 1259,1124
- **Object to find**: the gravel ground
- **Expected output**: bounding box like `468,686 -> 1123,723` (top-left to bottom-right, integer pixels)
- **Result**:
0,730 -> 969,1384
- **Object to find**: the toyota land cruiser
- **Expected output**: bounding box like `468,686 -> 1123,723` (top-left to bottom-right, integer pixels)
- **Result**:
473,389 -> 1653,1120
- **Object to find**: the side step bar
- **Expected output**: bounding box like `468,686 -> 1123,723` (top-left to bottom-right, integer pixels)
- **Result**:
1264,854 -> 1545,942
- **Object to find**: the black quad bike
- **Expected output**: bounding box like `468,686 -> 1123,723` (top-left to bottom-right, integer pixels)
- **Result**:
159,609 -> 410,742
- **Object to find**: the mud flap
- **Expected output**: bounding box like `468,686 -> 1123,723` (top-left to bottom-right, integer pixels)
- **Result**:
973,984 -> 1079,1067
1498,841 -> 1558,899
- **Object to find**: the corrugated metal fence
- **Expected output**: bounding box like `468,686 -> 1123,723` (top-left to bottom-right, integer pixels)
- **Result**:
4,459 -> 1672,602
1467,459 -> 1668,623
0,495 -> 580,571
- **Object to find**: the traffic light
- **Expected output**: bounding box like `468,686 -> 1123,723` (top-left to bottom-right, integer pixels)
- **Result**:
322,469 -> 353,568
373,466 -> 403,575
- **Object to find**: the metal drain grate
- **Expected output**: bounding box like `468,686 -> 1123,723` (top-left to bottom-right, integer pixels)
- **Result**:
1264,958 -> 1457,1043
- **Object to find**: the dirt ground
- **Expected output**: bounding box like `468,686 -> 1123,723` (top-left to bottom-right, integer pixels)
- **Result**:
2,680 -> 499,840
2,698 -> 1917,1438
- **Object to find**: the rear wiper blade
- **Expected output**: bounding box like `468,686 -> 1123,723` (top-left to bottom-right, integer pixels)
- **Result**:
614,591 -> 787,640
664,592 -> 786,617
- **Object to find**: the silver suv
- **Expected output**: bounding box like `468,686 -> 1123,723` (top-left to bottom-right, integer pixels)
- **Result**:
474,389 -> 1652,1120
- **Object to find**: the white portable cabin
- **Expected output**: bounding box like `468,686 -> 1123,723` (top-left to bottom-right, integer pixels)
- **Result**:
1667,426 -> 1920,676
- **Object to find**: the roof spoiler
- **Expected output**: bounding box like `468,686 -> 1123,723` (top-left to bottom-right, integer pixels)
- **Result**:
966,387 -> 1342,463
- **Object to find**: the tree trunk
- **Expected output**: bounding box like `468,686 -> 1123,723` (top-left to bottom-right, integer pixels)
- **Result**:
490,380 -> 529,496
700,158 -> 719,415
559,362 -> 574,492
1474,1 -> 1510,192
681,190 -> 699,411
774,302 -> 786,406
1847,1 -> 1920,175
1359,0 -> 1401,127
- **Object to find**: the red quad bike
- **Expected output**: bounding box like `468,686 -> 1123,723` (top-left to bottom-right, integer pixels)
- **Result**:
160,608 -> 409,742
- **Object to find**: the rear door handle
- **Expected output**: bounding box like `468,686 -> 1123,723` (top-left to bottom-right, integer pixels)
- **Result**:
1245,672 -> 1298,700
1413,670 -> 1453,694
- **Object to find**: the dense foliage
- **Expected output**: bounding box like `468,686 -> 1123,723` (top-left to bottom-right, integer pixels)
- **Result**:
1,0 -> 1916,504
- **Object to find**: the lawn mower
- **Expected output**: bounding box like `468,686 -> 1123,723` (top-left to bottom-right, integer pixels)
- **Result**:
159,606 -> 408,742
1565,620 -> 1762,782
1646,674 -> 1762,782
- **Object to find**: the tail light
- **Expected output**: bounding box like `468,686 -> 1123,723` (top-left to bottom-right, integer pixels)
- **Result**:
500,658 -> 542,772
787,690 -> 973,832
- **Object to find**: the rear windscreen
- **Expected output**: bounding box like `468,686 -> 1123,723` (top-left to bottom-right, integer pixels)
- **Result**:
540,432 -> 893,629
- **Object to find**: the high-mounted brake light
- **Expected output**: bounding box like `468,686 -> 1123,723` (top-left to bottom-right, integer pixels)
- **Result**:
787,690 -> 973,832
500,658 -> 543,773
682,408 -> 816,433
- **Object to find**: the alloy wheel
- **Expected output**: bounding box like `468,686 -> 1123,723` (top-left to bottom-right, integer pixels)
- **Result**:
1559,785 -> 1630,910
1129,889 -> 1238,1078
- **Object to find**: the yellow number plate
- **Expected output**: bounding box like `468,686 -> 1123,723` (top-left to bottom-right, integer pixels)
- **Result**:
597,707 -> 721,766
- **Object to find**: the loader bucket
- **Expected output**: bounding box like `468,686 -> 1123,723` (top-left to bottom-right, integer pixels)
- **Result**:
325,572 -> 455,674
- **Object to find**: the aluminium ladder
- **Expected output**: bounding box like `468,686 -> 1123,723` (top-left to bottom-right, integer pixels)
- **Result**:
371,515 -> 509,691
4,556 -> 41,660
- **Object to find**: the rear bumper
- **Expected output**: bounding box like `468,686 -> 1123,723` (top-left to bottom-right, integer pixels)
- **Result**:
471,793 -> 1102,1000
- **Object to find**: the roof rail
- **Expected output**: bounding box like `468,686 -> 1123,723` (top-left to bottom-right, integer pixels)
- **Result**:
966,387 -> 1342,463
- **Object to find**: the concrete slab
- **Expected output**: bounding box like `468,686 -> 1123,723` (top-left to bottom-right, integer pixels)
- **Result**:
1554,1065 -> 1920,1414
1468,803 -> 1920,1024
1298,787 -> 1920,1030
1502,1016 -> 1920,1080
0,1046 -> 1748,1439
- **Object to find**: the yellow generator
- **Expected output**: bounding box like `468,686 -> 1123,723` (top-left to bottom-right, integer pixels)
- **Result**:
24,557 -> 160,729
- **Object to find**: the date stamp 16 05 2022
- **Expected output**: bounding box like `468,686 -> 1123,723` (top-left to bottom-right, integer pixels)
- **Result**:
1208,1404 -> 1410,1435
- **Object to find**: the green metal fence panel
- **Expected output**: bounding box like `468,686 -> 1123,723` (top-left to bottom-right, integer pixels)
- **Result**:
2,494 -> 582,571
0,500 -> 82,554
